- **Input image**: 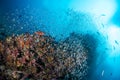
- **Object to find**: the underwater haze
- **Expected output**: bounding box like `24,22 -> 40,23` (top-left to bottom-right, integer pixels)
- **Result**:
0,0 -> 120,80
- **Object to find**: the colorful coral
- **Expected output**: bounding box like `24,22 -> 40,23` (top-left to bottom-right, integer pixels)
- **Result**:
0,31 -> 88,80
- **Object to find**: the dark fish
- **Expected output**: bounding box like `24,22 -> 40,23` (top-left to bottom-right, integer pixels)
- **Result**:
101,14 -> 106,16
105,48 -> 109,50
106,35 -> 108,40
101,23 -> 104,28
113,46 -> 115,50
110,73 -> 112,76
19,15 -> 22,18
70,32 -> 75,36
61,34 -> 63,37
0,32 -> 7,37
97,32 -> 100,35
115,40 -> 119,45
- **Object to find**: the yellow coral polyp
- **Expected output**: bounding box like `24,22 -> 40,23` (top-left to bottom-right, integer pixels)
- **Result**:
17,61 -> 21,67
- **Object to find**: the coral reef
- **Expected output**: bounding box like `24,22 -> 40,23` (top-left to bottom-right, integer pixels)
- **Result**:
0,31 -> 88,80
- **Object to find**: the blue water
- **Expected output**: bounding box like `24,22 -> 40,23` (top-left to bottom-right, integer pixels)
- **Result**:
0,0 -> 120,80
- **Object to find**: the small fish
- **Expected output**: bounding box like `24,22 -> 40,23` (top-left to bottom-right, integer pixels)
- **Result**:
106,35 -> 108,40
105,48 -> 109,50
113,46 -> 115,50
97,32 -> 100,35
61,34 -> 64,37
101,23 -> 104,28
19,15 -> 22,18
102,70 -> 104,76
115,40 -> 119,45
101,14 -> 106,16
110,73 -> 112,76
